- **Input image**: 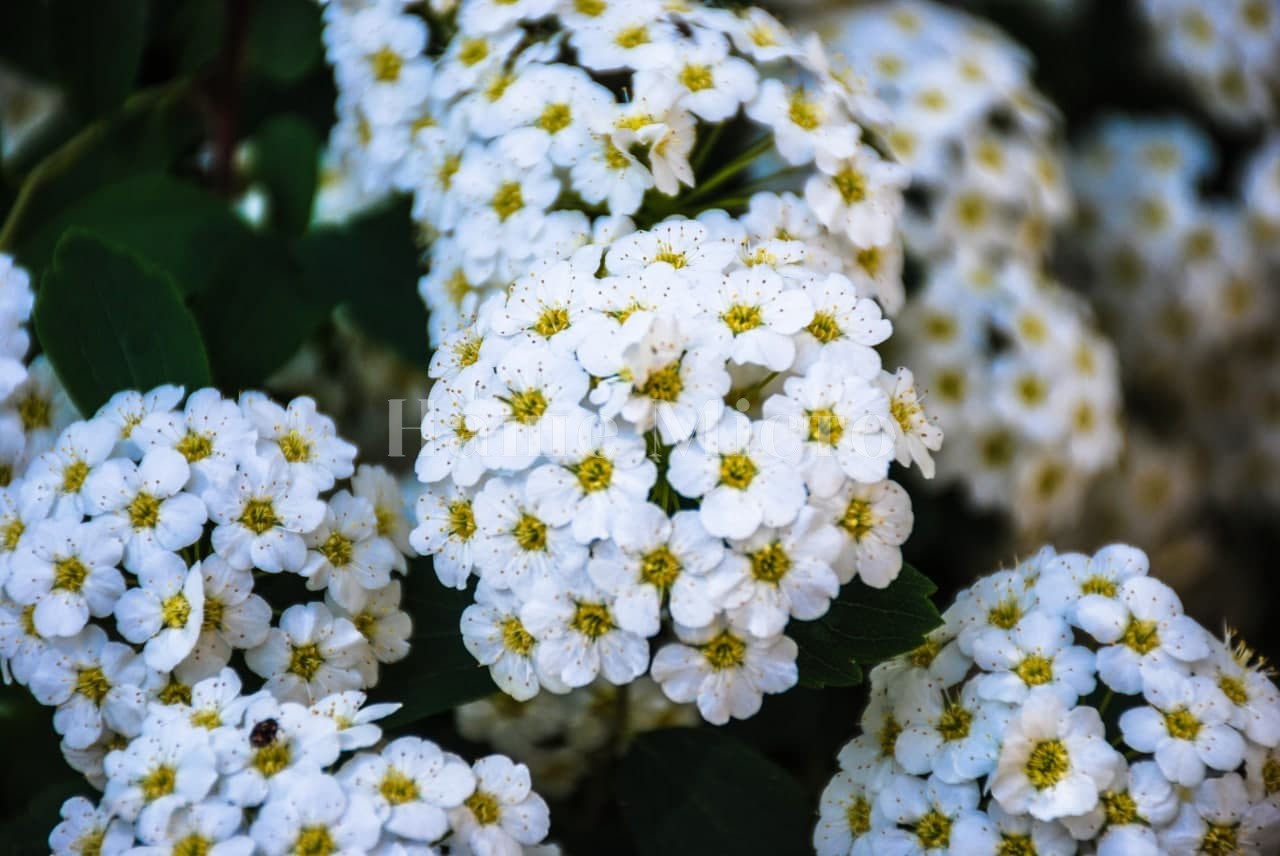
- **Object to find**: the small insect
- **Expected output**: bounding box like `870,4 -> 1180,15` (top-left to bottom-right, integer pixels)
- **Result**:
249,718 -> 280,747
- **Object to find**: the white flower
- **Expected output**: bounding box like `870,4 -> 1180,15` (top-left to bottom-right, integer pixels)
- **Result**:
114,552 -> 205,672
1158,773 -> 1280,855
6,517 -> 125,638
636,30 -> 758,122
695,267 -> 813,371
249,773 -> 382,855
242,393 -> 357,491
650,616 -> 797,725
132,800 -> 254,854
25,418 -> 118,517
351,464 -> 412,571
461,582 -> 561,701
587,504 -> 732,636
338,736 -> 475,842
448,755 -> 551,853
134,388 -> 255,492
29,625 -> 154,748
894,679 -> 1011,784
245,602 -> 370,702
1119,669 -> 1246,787
94,385 -> 183,460
1079,575 -> 1212,694
180,556 -> 271,682
82,447 -> 205,572
526,417 -> 656,544
990,687 -> 1123,821
813,770 -> 881,856
216,695 -> 340,806
748,80 -> 856,166
721,507 -> 842,638
1191,634 -> 1280,748
329,581 -> 412,669
48,796 -> 134,856
302,490 -> 398,610
521,574 -> 650,689
207,452 -> 326,573
870,773 -> 987,855
1059,758 -> 1179,850
878,368 -> 943,479
806,146 -> 908,248
667,410 -> 805,539
417,375 -> 497,488
411,481 -> 484,590
762,358 -> 893,494
971,610 -> 1097,706
811,479 -> 912,587
1034,543 -> 1149,627
472,476 -> 588,596
101,723 -> 218,842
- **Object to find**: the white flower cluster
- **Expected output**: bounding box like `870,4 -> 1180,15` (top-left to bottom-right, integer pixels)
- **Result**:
0,384 -> 414,785
815,543 -> 1280,855
894,254 -> 1121,535
809,0 -> 1072,264
457,676 -> 697,798
319,0 -> 912,342
1,253 -> 78,488
410,219 -> 940,726
48,668 -> 554,855
1137,0 -> 1280,126
803,1 -> 1122,535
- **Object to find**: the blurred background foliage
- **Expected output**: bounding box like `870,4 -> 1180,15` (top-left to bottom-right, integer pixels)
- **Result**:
1,1 -> 1277,853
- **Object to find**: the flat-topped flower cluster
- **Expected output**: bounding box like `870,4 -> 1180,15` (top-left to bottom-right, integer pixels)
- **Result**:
319,0 -> 912,342
48,668 -> 554,855
1,382 -> 414,786
411,218 -> 940,725
815,543 -> 1280,855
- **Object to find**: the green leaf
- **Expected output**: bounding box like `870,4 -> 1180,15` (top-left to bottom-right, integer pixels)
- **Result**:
248,116 -> 320,237
296,199 -> 429,368
191,235 -> 333,391
34,231 -> 212,414
789,564 -> 942,688
374,565 -> 495,728
18,174 -> 253,295
620,728 -> 810,856
49,0 -> 149,117
247,0 -> 323,85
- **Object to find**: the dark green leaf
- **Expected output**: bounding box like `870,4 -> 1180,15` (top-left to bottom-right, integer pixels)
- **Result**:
620,728 -> 810,856
34,231 -> 212,414
18,174 -> 253,295
247,0 -> 323,85
191,234 -> 332,391
49,0 -> 149,117
248,116 -> 320,237
297,199 -> 429,368
789,564 -> 942,688
374,566 -> 495,728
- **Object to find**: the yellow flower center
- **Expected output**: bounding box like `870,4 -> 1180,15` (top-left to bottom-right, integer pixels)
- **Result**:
240,498 -> 280,535
890,396 -> 921,432
507,389 -> 548,425
537,103 -> 572,133
1014,654 -> 1054,686
513,513 -> 547,552
141,764 -> 177,801
807,408 -> 843,447
162,593 -> 191,629
806,312 -> 842,344
279,429 -> 312,463
54,557 -> 89,592
936,702 -> 972,742
288,642 -> 325,681
788,92 -> 821,130
574,454 -> 614,493
449,500 -> 477,540
1200,822 -> 1240,856
128,491 -> 162,529
1163,707 -> 1202,741
172,835 -> 212,856
62,460 -> 90,494
380,769 -> 421,805
915,808 -> 952,849
749,541 -> 791,584
640,546 -> 681,589
1080,575 -> 1116,597
1025,739 -> 1070,789
458,38 -> 489,66
320,531 -> 354,567
533,306 -> 571,338
653,247 -> 687,268
1263,756 -> 1280,796
679,64 -> 714,92
1101,789 -> 1138,826
1120,617 -> 1161,655
73,829 -> 107,856
253,741 -> 292,776
718,453 -> 758,489
571,602 -> 614,639
878,715 -> 903,758
501,616 -> 536,655
293,826 -> 335,856
491,182 -> 524,221
833,167 -> 866,205
839,498 -> 875,541
703,629 -> 747,670
639,362 -> 684,402
17,392 -> 52,431
1218,674 -> 1249,706
604,138 -> 631,171
987,598 -> 1022,630
202,597 -> 225,632
191,708 -> 222,729
466,790 -> 502,825
910,637 -> 942,669
370,47 -> 402,82
997,834 -> 1036,856
721,303 -> 763,335
575,0 -> 606,15
614,26 -> 650,49
158,675 -> 191,706
177,431 -> 213,462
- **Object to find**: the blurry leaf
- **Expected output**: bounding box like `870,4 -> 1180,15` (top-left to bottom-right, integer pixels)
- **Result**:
297,199 -> 429,368
789,564 -> 942,688
247,0 -> 323,85
18,174 -> 252,294
375,565 -> 495,728
620,728 -> 809,856
34,231 -> 212,414
191,234 -> 333,390
49,0 -> 149,117
161,0 -> 226,75
249,115 -> 320,237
